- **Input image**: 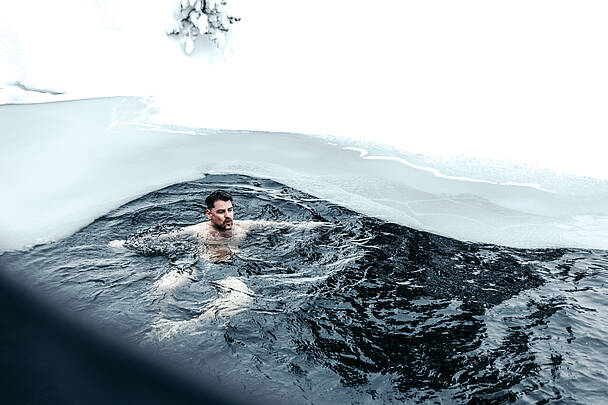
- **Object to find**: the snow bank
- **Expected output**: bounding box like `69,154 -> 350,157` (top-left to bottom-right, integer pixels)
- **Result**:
1,1 -> 607,179
1,97 -> 607,252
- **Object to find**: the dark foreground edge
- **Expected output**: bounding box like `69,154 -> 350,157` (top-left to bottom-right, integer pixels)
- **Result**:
0,262 -> 255,405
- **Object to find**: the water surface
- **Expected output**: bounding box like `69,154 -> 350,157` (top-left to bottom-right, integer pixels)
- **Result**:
2,174 -> 607,404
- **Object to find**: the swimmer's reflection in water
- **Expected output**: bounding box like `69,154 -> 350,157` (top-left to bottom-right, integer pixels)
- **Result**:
109,190 -> 328,286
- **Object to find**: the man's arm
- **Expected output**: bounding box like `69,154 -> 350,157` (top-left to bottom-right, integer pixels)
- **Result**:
238,220 -> 330,231
108,224 -> 201,248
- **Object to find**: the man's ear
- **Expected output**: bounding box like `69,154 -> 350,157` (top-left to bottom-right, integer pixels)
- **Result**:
206,209 -> 211,219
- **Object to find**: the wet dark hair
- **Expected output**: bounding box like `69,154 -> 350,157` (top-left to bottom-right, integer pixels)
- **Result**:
205,190 -> 233,210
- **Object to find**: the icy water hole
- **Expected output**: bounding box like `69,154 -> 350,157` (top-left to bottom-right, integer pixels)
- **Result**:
2,174 -> 607,404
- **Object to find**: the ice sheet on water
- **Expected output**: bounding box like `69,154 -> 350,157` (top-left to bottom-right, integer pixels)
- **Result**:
1,96 -> 608,251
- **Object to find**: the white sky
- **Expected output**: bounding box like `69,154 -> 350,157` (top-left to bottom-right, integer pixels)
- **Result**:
1,0 -> 607,179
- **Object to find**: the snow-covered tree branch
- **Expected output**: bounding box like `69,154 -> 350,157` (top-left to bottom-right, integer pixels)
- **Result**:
166,0 -> 240,54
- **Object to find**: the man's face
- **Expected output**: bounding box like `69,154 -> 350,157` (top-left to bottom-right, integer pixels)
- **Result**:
206,199 -> 234,231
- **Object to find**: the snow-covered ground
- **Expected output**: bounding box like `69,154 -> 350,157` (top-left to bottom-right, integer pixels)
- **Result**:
2,0 -> 607,178
1,1 -> 608,251
2,96 -> 607,252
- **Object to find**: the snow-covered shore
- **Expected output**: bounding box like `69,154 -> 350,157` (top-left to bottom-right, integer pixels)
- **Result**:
2,97 -> 608,252
2,1 -> 608,252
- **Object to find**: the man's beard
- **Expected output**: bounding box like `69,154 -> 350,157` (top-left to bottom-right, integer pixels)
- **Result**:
214,219 -> 232,231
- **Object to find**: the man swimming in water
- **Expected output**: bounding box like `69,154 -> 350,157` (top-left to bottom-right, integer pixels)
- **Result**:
109,189 -> 327,294
109,189 -> 327,261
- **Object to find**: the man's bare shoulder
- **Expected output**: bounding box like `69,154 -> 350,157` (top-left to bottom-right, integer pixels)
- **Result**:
182,223 -> 210,236
182,223 -> 204,232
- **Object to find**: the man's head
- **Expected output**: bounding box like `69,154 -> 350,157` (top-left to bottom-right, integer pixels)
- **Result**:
205,190 -> 234,231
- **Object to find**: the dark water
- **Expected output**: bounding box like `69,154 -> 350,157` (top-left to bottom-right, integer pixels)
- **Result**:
2,174 -> 608,404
